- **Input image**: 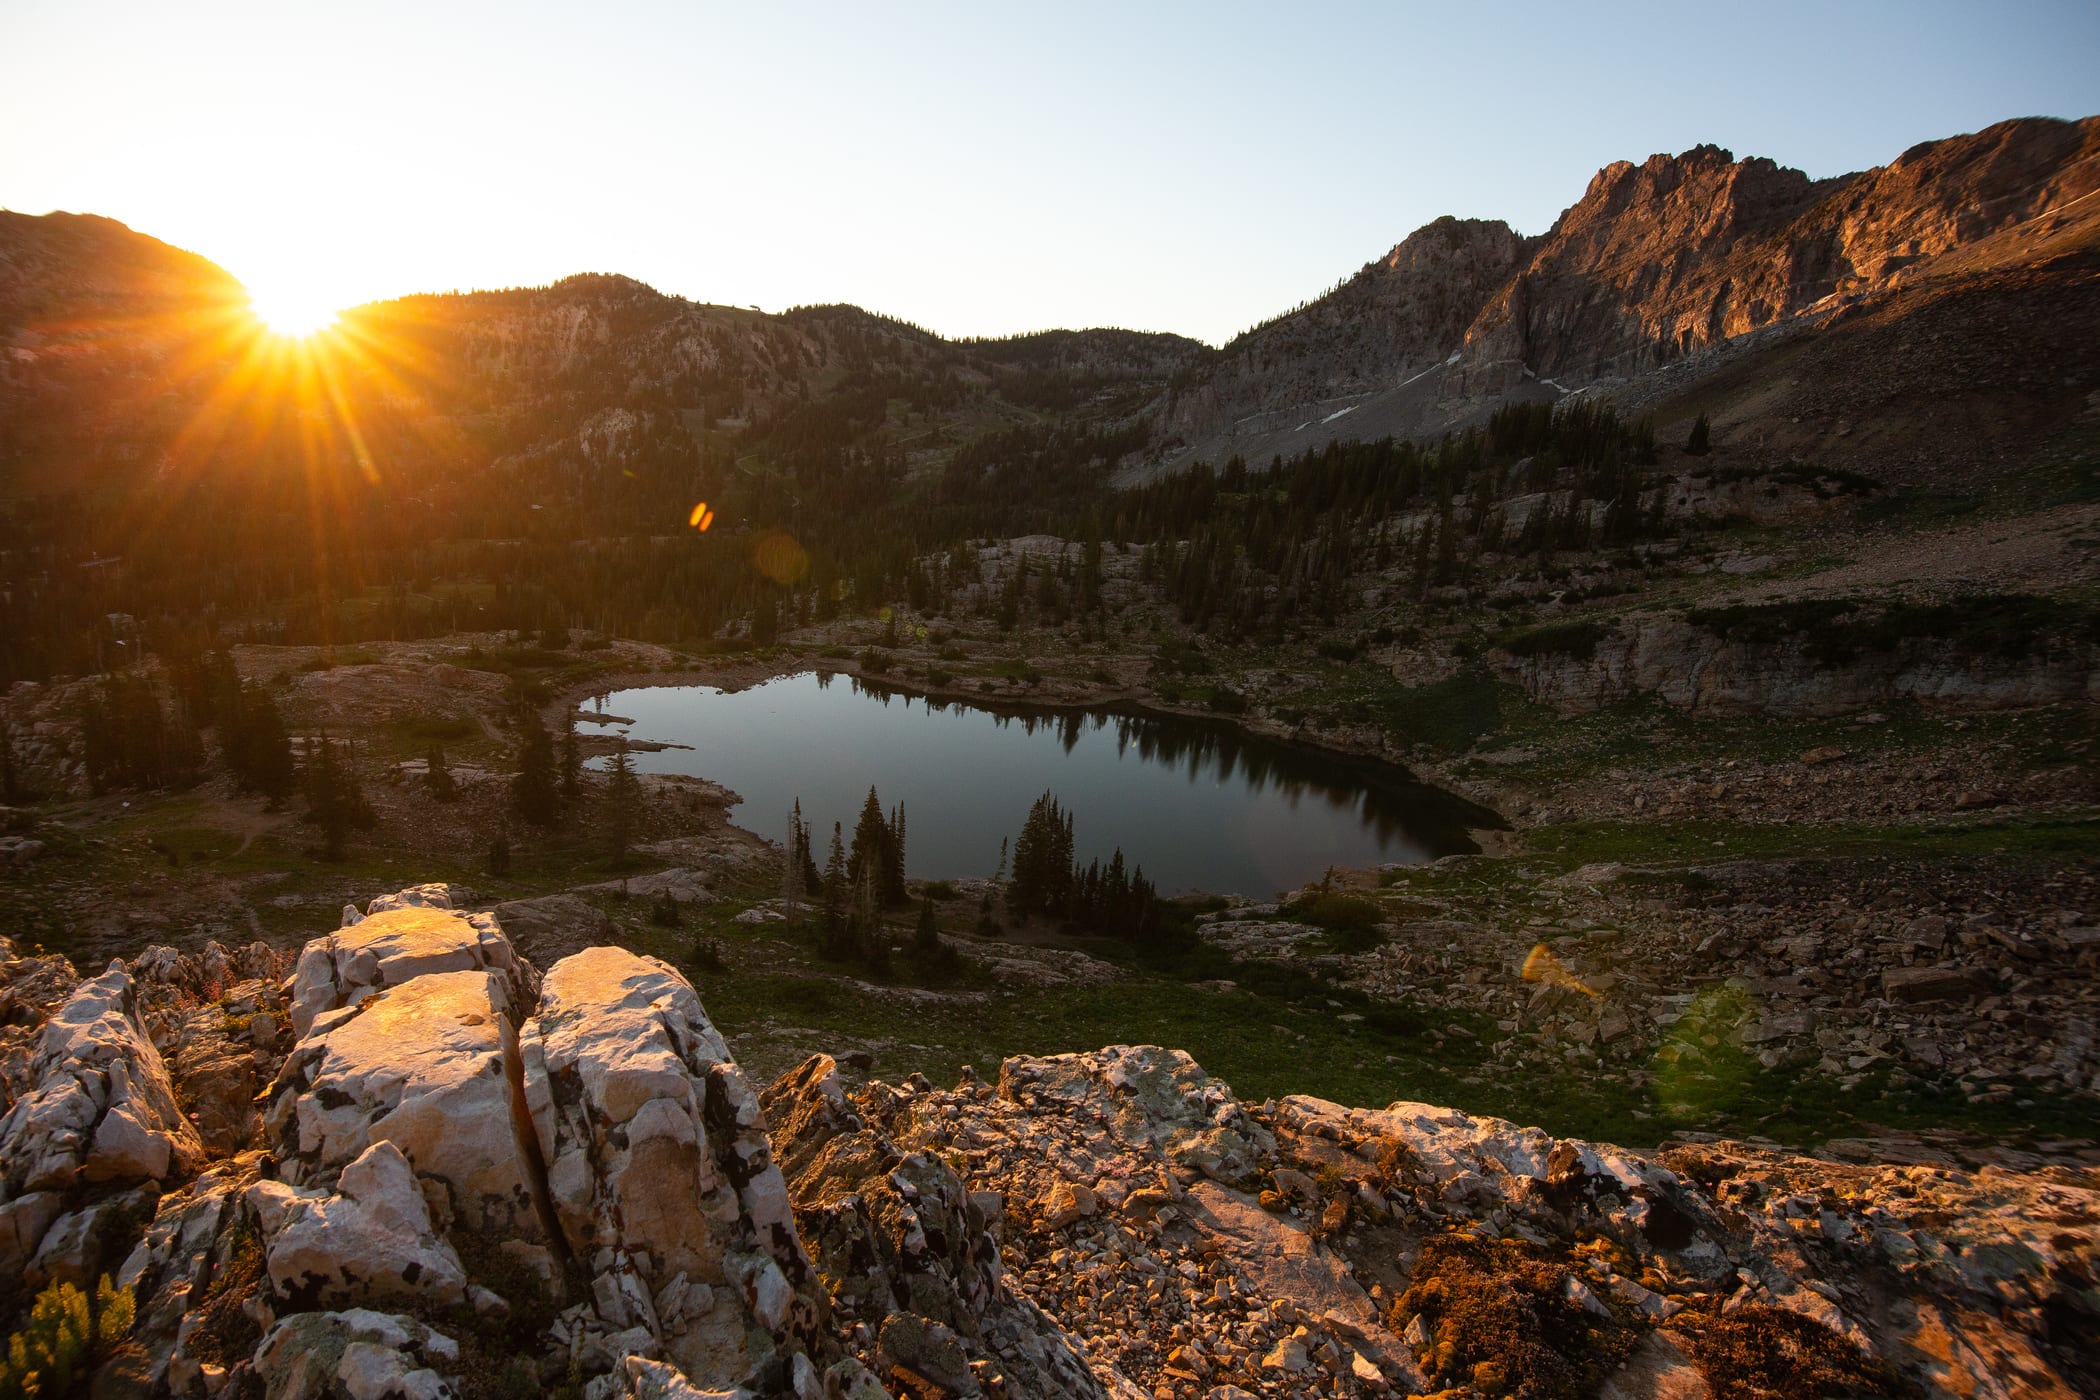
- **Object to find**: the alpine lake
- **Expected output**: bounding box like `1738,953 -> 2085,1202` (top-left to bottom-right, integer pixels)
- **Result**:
586,670 -> 1498,898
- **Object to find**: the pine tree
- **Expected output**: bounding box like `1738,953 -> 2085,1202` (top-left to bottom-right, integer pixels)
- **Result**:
819,823 -> 850,961
782,801 -> 809,928
604,739 -> 639,863
912,896 -> 940,957
512,711 -> 559,828
1686,412 -> 1711,456
560,715 -> 582,802
882,801 -> 908,906
424,744 -> 458,801
227,684 -> 295,805
302,734 -> 374,861
856,864 -> 889,976
848,786 -> 891,899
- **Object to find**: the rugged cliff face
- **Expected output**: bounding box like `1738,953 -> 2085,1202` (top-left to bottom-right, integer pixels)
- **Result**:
1162,218 -> 1536,444
0,884 -> 2092,1399
1160,115 -> 2100,472
1459,116 -> 2100,393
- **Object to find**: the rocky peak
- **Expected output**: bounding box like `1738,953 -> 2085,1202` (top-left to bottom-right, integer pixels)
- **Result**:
1380,215 -> 1530,277
1154,114 -> 2100,473
1553,144 -> 1822,249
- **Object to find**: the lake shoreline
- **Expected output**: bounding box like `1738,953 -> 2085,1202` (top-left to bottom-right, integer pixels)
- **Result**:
566,660 -> 1506,898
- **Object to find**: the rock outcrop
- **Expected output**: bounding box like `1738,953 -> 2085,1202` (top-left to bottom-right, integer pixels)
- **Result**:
761,1054 -> 1115,1399
0,961 -> 202,1205
522,943 -> 828,1386
1,884 -> 2093,1400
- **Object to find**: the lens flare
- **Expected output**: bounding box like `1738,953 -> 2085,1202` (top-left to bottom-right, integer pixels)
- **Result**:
1520,943 -> 1597,996
751,529 -> 809,584
689,502 -> 715,531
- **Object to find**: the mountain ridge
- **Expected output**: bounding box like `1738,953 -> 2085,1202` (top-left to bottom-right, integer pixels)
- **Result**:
1156,114 -> 2100,472
5,113 -> 2095,501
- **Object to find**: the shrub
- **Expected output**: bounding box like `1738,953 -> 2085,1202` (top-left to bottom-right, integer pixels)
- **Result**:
1371,668 -> 1505,755
0,1276 -> 134,1400
1206,687 -> 1249,715
1281,891 -> 1385,951
1390,1236 -> 1632,1400
1676,1304 -> 1914,1400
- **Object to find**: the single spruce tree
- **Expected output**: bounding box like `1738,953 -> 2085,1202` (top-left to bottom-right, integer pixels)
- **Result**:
1686,412 -> 1712,455
559,714 -> 582,803
819,823 -> 850,961
512,711 -> 559,828
912,896 -> 940,957
848,786 -> 887,894
782,803 -> 809,928
424,744 -> 458,802
604,739 -> 639,864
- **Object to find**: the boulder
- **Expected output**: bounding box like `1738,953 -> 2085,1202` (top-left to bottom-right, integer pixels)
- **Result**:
996,1045 -> 1274,1184
248,1139 -> 468,1309
576,868 -> 718,906
1880,964 -> 1990,1004
265,967 -> 542,1238
489,893 -> 618,966
252,1308 -> 464,1400
25,1182 -> 158,1290
0,966 -> 202,1199
116,1156 -> 260,1396
522,946 -> 825,1391
365,883 -> 461,914
288,899 -> 537,1037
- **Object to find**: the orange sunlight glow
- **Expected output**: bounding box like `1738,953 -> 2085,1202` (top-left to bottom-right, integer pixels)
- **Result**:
248,283 -> 341,338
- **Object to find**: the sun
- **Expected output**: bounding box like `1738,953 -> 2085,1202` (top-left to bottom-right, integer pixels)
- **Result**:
248,284 -> 341,338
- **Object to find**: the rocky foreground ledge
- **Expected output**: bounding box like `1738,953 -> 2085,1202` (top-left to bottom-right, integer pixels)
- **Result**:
0,887 -> 2092,1400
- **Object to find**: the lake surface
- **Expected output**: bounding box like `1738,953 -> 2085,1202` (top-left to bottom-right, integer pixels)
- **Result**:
588,672 -> 1495,897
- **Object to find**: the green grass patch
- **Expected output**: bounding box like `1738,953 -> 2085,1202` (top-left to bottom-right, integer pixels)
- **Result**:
1370,667 -> 1508,755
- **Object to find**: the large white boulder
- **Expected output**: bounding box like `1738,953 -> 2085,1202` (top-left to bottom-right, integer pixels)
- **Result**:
523,946 -> 824,1390
288,901 -> 537,1038
0,967 -> 202,1199
248,1140 -> 468,1309
265,967 -> 542,1238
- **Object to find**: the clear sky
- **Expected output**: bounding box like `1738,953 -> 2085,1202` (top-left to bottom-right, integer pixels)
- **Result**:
3,0 -> 2095,345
